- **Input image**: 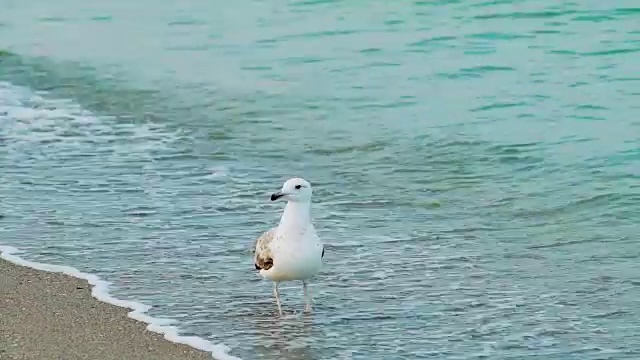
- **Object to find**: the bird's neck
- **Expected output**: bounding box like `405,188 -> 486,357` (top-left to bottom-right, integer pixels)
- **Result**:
278,201 -> 312,234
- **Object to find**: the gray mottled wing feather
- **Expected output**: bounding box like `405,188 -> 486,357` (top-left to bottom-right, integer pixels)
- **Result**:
254,228 -> 276,271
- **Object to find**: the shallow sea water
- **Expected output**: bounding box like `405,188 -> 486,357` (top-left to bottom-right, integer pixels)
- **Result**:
1,1 -> 639,359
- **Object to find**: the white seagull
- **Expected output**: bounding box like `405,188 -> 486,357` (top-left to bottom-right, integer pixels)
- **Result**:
253,177 -> 324,315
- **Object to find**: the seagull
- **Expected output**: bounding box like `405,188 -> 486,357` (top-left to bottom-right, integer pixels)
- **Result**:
253,177 -> 324,315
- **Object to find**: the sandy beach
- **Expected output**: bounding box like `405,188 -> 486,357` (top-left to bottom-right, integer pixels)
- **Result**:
0,259 -> 212,360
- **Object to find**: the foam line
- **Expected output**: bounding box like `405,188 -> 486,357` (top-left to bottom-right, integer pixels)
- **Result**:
0,245 -> 243,360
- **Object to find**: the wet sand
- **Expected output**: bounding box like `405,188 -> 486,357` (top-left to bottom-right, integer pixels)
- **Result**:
0,259 -> 212,360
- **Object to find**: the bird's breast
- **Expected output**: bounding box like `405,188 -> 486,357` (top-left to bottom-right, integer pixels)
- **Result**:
267,235 -> 323,280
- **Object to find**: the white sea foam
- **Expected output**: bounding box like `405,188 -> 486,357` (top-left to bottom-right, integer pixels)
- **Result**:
1,230 -> 242,358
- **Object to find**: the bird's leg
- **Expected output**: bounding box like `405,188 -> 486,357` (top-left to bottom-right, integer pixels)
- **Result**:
303,280 -> 313,313
273,282 -> 283,316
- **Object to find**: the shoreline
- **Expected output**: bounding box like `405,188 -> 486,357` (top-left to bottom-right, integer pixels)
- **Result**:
0,246 -> 239,360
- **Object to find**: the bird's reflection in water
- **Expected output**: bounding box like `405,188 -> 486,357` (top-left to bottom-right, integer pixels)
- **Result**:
249,306 -> 320,360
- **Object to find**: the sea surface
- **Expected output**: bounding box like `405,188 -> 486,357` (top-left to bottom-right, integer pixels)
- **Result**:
1,1 -> 639,359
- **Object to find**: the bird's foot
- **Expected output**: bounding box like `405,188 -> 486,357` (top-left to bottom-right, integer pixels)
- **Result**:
304,305 -> 313,313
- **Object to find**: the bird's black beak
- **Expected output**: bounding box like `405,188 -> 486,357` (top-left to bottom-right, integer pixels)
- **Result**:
270,191 -> 285,201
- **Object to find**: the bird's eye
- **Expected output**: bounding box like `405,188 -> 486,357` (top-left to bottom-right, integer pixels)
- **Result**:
295,185 -> 302,189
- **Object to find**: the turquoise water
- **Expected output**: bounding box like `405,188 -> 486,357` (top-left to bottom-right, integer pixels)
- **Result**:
1,0 -> 639,359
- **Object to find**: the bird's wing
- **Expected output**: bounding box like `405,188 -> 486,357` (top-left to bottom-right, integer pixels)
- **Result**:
254,228 -> 276,270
